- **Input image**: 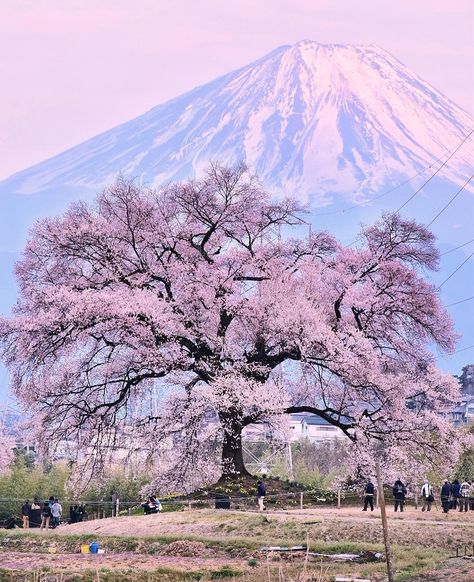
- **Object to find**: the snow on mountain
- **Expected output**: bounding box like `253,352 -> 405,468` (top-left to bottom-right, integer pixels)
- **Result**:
1,40 -> 473,205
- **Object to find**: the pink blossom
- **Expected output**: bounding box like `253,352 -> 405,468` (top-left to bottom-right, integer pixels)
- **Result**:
0,165 -> 461,483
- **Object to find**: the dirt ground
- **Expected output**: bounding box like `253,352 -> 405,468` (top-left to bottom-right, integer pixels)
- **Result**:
407,558 -> 474,582
0,550 -> 247,572
1,505 -> 474,581
55,504 -> 474,550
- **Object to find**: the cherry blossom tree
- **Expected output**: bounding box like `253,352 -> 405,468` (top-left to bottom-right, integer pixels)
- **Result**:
0,432 -> 14,473
0,165 -> 461,485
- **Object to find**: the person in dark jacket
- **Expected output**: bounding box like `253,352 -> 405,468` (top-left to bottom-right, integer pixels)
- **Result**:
29,498 -> 42,528
21,500 -> 31,529
451,479 -> 461,509
363,479 -> 375,511
257,480 -> 266,511
392,479 -> 407,512
40,501 -> 52,531
440,480 -> 452,513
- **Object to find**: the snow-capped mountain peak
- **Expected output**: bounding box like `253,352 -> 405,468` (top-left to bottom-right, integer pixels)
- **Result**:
1,40 -> 472,205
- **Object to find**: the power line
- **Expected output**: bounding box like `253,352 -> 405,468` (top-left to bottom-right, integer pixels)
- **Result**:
396,130 -> 474,213
437,252 -> 474,289
313,130 -> 474,216
446,296 -> 474,307
313,130 -> 473,217
440,239 -> 474,256
342,129 -> 474,250
453,345 -> 474,354
314,167 -> 433,217
427,174 -> 474,227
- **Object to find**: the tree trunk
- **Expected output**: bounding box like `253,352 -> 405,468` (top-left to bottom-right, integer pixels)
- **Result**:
220,418 -> 250,479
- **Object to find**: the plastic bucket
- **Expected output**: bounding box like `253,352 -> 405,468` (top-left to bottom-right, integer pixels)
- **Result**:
89,542 -> 100,554
80,544 -> 90,554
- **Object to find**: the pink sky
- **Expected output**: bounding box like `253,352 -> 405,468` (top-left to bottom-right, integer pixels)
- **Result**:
0,0 -> 473,180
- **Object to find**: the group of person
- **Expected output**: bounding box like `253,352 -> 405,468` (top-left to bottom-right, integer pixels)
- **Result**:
439,479 -> 474,513
19,498 -> 89,529
363,477 -> 474,514
141,495 -> 162,514
69,503 -> 87,523
21,497 -> 62,530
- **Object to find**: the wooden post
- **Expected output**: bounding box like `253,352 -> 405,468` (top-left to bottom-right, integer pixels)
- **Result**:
376,458 -> 395,582
299,492 -> 303,509
337,489 -> 341,509
115,498 -> 120,517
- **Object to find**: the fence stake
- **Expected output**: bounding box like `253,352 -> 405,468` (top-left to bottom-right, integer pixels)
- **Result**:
337,489 -> 341,509
299,492 -> 303,509
376,458 -> 395,582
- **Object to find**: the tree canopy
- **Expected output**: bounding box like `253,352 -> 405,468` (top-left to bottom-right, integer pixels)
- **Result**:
0,165 -> 461,487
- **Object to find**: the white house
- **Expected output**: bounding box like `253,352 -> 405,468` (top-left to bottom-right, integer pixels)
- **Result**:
301,416 -> 345,443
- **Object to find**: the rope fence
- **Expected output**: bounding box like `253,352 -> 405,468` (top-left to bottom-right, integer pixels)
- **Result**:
0,487 -> 437,525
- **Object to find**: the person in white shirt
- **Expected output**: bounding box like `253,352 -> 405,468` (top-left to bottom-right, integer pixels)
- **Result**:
51,498 -> 62,527
459,481 -> 470,512
421,482 -> 433,512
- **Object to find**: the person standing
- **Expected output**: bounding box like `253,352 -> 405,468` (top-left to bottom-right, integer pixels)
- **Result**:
420,482 -> 433,512
40,501 -> 52,531
51,498 -> 62,527
440,480 -> 452,513
363,479 -> 375,511
30,498 -> 41,528
393,479 -> 407,512
451,479 -> 461,509
257,479 -> 266,511
459,481 -> 470,512
469,481 -> 474,511
21,499 -> 31,528
77,503 -> 87,521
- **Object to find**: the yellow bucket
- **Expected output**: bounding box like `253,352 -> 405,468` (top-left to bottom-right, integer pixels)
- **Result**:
80,544 -> 90,554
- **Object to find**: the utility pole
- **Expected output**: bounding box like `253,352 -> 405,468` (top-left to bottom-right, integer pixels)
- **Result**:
287,440 -> 294,481
375,458 -> 395,582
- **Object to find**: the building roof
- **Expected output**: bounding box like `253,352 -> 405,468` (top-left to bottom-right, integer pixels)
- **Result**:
303,416 -> 334,426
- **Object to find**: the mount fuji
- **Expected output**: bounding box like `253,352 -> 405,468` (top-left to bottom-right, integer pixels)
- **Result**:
0,41 -> 473,384
2,41 -> 473,204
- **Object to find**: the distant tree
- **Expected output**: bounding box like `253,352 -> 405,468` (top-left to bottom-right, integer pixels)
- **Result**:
0,456 -> 69,519
0,165 -> 462,487
453,426 -> 474,480
68,467 -> 151,503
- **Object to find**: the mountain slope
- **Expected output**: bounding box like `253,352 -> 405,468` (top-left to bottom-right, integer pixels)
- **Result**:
1,41 -> 472,206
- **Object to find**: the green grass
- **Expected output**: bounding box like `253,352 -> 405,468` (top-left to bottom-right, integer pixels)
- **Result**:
0,512 -> 461,582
